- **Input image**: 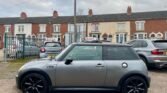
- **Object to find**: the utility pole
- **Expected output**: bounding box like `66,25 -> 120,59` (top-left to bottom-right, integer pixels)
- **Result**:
74,0 -> 77,42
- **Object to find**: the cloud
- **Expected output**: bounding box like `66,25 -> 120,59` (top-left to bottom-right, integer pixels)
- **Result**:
0,0 -> 167,17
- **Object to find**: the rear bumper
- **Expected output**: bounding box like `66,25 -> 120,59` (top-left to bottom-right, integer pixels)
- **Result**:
150,62 -> 167,68
147,56 -> 167,68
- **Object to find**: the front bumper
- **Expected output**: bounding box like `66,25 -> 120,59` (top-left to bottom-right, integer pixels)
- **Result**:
16,75 -> 20,89
147,76 -> 151,88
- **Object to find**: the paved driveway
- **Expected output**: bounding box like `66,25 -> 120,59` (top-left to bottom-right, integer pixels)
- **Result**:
0,62 -> 167,93
0,49 -> 3,62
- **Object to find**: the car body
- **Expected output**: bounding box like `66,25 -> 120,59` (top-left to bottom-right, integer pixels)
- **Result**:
16,43 -> 150,93
127,39 -> 167,68
39,42 -> 62,58
7,40 -> 39,58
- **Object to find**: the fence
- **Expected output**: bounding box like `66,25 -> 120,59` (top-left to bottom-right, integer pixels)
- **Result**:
4,34 -> 45,61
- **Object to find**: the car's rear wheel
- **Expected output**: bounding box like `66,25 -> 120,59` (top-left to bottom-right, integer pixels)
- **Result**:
121,76 -> 148,93
21,73 -> 49,93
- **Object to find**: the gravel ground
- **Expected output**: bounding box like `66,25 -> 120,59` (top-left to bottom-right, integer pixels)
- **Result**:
0,62 -> 167,93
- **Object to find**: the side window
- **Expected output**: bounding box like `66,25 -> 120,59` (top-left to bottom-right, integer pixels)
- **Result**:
103,46 -> 139,60
64,45 -> 102,60
141,41 -> 148,47
131,41 -> 141,48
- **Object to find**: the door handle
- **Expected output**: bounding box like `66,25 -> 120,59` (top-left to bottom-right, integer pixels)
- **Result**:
96,63 -> 104,67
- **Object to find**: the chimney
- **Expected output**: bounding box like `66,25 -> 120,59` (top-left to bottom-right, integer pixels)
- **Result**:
88,9 -> 93,16
53,10 -> 58,18
20,12 -> 27,19
127,6 -> 132,15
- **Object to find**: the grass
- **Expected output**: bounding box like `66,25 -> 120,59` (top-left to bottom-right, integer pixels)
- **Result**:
0,57 -> 36,79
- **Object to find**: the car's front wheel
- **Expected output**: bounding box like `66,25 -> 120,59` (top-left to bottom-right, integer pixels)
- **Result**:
121,76 -> 148,93
21,73 -> 49,93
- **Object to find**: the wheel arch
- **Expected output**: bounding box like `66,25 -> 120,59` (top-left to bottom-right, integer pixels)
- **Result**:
118,72 -> 150,90
18,69 -> 52,89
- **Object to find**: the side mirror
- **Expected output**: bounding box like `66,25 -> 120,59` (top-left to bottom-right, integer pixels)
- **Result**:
65,59 -> 73,65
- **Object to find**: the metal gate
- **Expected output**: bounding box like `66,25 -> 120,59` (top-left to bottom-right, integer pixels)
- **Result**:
4,34 -> 45,61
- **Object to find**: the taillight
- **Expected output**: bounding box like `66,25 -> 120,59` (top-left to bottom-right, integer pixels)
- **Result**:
151,49 -> 164,55
40,48 -> 46,53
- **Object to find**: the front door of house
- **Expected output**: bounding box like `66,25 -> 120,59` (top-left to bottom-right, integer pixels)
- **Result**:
116,33 -> 127,43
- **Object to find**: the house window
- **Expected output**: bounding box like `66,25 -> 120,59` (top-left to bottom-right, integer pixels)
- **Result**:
134,33 -> 147,39
39,24 -> 46,32
53,24 -> 60,32
117,23 -> 125,32
4,25 -> 11,33
135,21 -> 145,31
38,34 -> 46,39
18,25 -> 24,32
91,23 -> 99,32
116,33 -> 127,43
68,24 -> 74,32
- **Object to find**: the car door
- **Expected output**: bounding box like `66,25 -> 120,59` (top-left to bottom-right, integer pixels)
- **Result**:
24,42 -> 30,56
103,46 -> 140,87
30,42 -> 38,55
55,45 -> 107,87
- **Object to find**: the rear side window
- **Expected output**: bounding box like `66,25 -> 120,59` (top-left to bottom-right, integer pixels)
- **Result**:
153,40 -> 167,49
103,46 -> 139,60
45,42 -> 60,47
128,40 -> 148,48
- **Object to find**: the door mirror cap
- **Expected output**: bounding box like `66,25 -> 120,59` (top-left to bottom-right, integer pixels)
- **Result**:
65,59 -> 73,65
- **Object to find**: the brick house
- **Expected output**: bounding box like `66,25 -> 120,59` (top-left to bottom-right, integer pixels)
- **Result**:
1,7 -> 167,48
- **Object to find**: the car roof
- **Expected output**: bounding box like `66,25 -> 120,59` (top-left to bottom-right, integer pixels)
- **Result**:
72,43 -> 131,47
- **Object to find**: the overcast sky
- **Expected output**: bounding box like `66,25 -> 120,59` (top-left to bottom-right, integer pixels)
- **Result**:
0,0 -> 167,17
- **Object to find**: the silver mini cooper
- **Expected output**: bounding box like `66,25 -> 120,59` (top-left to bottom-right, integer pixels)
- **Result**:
16,43 -> 150,93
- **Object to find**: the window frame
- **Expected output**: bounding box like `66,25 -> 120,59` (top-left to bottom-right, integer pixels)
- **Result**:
91,23 -> 99,32
135,21 -> 145,31
53,24 -> 60,32
18,25 -> 24,32
4,25 -> 11,33
117,22 -> 126,32
39,24 -> 46,32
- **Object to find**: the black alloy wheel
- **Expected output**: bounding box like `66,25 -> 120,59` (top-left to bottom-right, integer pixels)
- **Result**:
122,76 -> 148,93
21,73 -> 49,93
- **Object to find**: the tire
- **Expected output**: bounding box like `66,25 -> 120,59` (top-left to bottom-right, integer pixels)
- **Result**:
121,76 -> 148,93
21,73 -> 49,93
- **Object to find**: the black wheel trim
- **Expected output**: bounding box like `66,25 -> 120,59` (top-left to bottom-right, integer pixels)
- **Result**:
22,76 -> 45,93
125,78 -> 147,93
